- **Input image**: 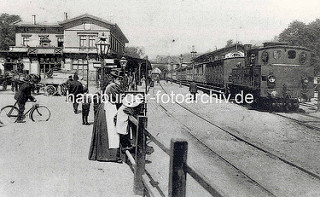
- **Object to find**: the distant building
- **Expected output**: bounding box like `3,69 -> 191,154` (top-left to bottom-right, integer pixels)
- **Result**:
0,13 -> 129,80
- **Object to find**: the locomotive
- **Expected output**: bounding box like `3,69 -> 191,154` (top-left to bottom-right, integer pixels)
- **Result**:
167,42 -> 315,110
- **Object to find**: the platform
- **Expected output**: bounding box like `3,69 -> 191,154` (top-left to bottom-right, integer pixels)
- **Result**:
0,89 -> 137,197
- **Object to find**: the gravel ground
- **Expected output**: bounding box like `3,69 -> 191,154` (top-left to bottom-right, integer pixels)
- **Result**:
0,86 -> 137,197
143,81 -> 320,197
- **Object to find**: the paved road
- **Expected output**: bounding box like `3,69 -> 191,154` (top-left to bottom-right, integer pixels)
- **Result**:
0,88 -> 136,197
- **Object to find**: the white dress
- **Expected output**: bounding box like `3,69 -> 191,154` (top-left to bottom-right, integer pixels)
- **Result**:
116,105 -> 129,135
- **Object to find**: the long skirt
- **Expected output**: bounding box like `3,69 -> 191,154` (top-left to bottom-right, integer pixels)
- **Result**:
88,103 -> 120,162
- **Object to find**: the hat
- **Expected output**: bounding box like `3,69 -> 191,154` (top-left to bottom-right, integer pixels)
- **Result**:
122,94 -> 143,108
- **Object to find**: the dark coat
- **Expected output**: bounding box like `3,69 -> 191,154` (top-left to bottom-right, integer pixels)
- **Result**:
69,80 -> 83,97
65,79 -> 73,91
14,83 -> 35,103
189,82 -> 198,94
88,103 -> 120,161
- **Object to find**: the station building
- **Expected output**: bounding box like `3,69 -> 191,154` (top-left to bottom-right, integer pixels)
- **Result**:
0,13 -> 134,81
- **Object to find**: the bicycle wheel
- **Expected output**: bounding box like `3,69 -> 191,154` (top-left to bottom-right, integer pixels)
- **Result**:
31,106 -> 51,122
0,105 -> 19,124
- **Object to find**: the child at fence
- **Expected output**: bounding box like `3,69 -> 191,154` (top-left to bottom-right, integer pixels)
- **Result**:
82,88 -> 91,125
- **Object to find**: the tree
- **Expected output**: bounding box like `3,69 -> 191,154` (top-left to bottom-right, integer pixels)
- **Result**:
278,19 -> 320,74
225,39 -> 234,47
124,46 -> 145,58
0,13 -> 21,50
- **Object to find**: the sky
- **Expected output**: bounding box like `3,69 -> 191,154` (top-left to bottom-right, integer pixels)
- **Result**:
1,0 -> 320,59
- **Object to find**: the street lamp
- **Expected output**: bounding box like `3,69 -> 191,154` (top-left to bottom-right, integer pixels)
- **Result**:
145,56 -> 148,93
95,33 -> 110,84
120,56 -> 128,74
179,54 -> 183,88
190,45 -> 197,81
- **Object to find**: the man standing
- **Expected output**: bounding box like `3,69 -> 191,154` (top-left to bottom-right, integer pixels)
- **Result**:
69,77 -> 83,114
189,81 -> 198,101
65,75 -> 73,91
14,75 -> 37,123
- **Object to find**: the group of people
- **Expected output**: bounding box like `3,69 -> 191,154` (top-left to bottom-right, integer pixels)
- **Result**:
65,73 -> 91,125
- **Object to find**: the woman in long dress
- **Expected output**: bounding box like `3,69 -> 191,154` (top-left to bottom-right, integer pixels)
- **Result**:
88,83 -> 122,162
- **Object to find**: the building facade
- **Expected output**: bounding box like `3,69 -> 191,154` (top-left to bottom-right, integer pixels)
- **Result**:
0,13 -> 129,80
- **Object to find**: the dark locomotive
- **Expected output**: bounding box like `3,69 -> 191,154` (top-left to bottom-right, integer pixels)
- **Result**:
167,42 -> 315,110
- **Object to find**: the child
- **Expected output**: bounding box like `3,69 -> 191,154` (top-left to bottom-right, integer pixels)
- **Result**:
82,88 -> 91,125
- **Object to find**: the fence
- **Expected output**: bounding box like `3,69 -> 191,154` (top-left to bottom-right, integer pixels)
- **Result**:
125,113 -> 224,197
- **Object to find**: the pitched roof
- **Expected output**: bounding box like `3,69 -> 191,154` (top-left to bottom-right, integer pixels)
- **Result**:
58,13 -> 129,43
58,13 -> 114,26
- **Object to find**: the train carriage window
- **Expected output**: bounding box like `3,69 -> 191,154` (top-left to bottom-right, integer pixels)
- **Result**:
261,51 -> 269,63
273,50 -> 282,59
288,50 -> 296,59
299,52 -> 307,64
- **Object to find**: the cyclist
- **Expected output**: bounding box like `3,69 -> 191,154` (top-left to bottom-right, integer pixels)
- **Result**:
14,75 -> 39,123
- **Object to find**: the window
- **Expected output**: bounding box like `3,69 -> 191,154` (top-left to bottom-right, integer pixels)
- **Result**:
89,36 -> 95,48
273,50 -> 282,59
261,51 -> 269,63
80,36 -> 86,47
299,52 -> 307,64
57,37 -> 64,47
22,36 -> 30,46
288,50 -> 296,59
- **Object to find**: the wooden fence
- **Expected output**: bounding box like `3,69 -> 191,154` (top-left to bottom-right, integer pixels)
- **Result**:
125,114 -> 224,197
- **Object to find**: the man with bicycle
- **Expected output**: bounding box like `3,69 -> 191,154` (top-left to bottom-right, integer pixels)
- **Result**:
14,75 -> 39,123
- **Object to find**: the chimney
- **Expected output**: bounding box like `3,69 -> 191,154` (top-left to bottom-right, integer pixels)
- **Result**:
32,15 -> 36,25
64,12 -> 68,20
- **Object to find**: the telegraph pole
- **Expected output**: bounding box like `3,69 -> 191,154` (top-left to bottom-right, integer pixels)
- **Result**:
190,45 -> 197,81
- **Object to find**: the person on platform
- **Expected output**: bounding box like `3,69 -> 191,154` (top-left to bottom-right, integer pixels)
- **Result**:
82,87 -> 91,125
88,82 -> 123,162
189,81 -> 198,101
65,75 -> 73,92
73,72 -> 79,81
69,77 -> 83,114
14,75 -> 38,123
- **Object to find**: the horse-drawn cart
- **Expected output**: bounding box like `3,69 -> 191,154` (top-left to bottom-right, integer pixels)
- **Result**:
38,77 -> 68,96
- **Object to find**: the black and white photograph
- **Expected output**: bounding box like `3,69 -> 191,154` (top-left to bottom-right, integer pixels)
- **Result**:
0,0 -> 319,196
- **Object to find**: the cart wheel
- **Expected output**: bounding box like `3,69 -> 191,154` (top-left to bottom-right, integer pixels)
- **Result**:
59,84 -> 67,96
45,85 -> 57,96
2,81 -> 7,91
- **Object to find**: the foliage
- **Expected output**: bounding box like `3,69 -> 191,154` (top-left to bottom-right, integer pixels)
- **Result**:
278,19 -> 320,74
0,13 -> 21,50
225,39 -> 234,47
124,46 -> 145,59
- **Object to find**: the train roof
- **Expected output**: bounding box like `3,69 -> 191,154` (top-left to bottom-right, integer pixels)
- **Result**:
194,44 -> 244,62
251,42 -> 313,52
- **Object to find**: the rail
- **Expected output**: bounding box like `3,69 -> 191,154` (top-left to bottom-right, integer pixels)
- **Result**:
126,113 -> 224,196
173,79 -> 224,95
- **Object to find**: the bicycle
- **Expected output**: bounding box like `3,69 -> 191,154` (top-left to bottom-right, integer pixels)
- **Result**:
0,101 -> 51,124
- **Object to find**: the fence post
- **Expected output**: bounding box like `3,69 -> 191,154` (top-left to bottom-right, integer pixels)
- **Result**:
168,139 -> 188,197
134,116 -> 147,195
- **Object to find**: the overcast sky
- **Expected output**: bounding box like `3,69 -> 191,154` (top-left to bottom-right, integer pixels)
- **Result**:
1,0 -> 319,58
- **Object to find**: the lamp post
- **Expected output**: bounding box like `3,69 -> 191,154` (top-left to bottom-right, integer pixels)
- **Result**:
190,45 -> 197,81
95,33 -> 110,86
145,56 -> 148,93
86,53 -> 89,89
179,54 -> 183,88
120,56 -> 128,74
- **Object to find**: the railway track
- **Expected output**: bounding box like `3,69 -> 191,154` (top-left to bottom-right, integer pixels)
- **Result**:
174,80 -> 320,134
158,82 -> 320,185
273,112 -> 320,133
